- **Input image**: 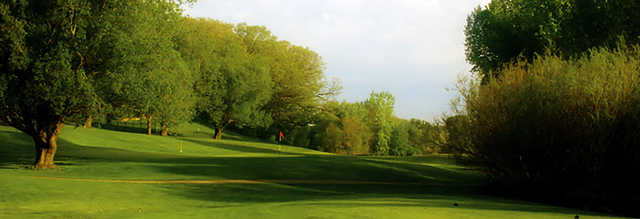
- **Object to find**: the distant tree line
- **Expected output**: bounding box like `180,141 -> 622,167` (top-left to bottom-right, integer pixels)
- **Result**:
237,91 -> 450,156
460,0 -> 640,216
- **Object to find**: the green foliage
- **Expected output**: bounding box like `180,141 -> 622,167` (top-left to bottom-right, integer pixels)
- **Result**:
265,42 -> 338,129
321,122 -> 344,153
443,115 -> 473,156
458,46 -> 640,213
298,92 -> 405,156
94,0 -> 194,135
233,23 -> 341,131
178,21 -> 338,141
365,91 -> 395,155
0,0 -> 191,165
340,116 -> 371,155
289,126 -> 311,147
389,120 -> 412,156
182,19 -> 273,139
466,0 -> 640,82
407,119 -> 447,154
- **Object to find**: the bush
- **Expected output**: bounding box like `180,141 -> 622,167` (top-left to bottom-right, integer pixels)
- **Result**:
390,144 -> 422,157
458,45 -> 640,214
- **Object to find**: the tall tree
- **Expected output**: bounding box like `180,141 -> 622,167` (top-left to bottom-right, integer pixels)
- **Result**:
364,91 -> 395,155
102,0 -> 193,136
0,0 -> 188,168
234,23 -> 341,130
184,19 -> 272,140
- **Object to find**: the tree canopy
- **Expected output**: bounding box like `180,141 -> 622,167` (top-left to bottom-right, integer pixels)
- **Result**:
1,0 -> 431,170
465,0 -> 640,82
0,0 -> 190,167
181,18 -> 273,140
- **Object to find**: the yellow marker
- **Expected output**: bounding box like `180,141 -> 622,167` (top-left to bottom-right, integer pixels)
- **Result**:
179,142 -> 183,153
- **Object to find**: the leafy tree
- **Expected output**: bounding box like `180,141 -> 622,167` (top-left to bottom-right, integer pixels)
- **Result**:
364,91 -> 395,155
465,0 -> 640,82
341,116 -> 371,155
0,0 -> 188,168
465,0 -> 564,82
267,43 -> 338,129
389,119 -> 412,156
184,19 -> 272,140
321,122 -> 344,153
234,24 -> 341,131
444,115 -> 473,156
155,67 -> 195,136
225,23 -> 341,142
306,94 -> 405,155
103,1 -> 192,136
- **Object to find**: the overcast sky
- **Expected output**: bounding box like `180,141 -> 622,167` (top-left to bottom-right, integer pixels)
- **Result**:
184,0 -> 490,121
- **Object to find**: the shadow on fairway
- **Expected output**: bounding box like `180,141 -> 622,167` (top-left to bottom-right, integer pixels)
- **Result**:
0,128 -> 612,217
158,182 -> 600,217
0,130 -> 37,167
180,138 -> 303,156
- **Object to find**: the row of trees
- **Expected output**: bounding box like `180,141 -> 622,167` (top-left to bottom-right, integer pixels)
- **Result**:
181,19 -> 337,140
258,91 -> 448,156
0,0 -> 337,168
460,0 -> 640,215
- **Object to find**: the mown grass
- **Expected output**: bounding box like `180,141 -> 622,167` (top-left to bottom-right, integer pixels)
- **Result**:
0,125 -> 626,218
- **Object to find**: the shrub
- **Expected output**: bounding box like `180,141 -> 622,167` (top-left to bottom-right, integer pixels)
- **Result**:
458,45 -> 640,214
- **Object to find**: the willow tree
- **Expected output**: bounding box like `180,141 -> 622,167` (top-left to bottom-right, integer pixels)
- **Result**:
0,0 -> 189,168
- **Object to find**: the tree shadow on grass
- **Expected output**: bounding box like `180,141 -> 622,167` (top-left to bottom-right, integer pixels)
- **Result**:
0,127 -> 614,217
1,128 -> 478,185
0,130 -> 36,168
180,138 -> 304,156
0,128 -> 185,168
99,123 -> 149,135
158,182 -> 603,217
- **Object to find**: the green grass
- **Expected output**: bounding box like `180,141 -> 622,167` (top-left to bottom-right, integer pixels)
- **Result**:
0,125 -> 627,218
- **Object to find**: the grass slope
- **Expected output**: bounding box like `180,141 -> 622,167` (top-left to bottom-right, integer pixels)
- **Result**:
0,125 -> 626,218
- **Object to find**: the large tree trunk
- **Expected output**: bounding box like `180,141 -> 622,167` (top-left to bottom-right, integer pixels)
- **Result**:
214,127 -> 224,140
33,122 -> 63,169
161,124 -> 168,136
146,114 -> 152,135
83,116 -> 92,128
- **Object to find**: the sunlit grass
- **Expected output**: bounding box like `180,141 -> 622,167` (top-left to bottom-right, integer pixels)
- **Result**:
0,125 -> 625,218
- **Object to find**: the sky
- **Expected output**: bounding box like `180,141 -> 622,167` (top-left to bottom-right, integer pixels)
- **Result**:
184,0 -> 490,121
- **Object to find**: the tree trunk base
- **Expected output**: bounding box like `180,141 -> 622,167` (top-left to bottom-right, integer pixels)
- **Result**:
83,116 -> 93,128
32,122 -> 63,169
33,163 -> 57,169
214,127 -> 223,140
161,125 -> 168,136
146,114 -> 153,135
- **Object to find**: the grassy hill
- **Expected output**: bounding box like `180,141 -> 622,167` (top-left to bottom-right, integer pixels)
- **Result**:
0,125 -> 625,218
